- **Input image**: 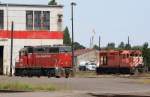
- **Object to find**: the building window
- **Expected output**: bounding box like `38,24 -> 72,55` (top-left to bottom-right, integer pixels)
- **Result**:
26,11 -> 50,30
26,11 -> 33,30
34,11 -> 50,30
0,10 -> 4,29
34,11 -> 42,30
42,11 -> 50,30
57,14 -> 62,31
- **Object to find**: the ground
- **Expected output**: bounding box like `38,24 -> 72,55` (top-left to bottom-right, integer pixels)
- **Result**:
1,74 -> 150,97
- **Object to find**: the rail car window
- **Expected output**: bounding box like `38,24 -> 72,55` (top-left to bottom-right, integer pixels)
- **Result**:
127,54 -> 129,58
100,56 -> 107,65
103,56 -> 107,65
49,48 -> 59,53
130,54 -> 133,57
26,11 -> 33,30
0,10 -> 4,29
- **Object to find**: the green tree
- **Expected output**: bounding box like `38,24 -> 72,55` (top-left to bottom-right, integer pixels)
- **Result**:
132,45 -> 142,50
93,44 -> 99,50
107,42 -> 115,49
125,44 -> 131,50
118,42 -> 125,49
142,42 -> 150,67
74,42 -> 85,50
63,27 -> 71,46
48,0 -> 57,5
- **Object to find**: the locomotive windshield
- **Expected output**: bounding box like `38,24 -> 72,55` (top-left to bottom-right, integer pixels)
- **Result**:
49,46 -> 71,53
49,47 -> 59,53
59,46 -> 71,52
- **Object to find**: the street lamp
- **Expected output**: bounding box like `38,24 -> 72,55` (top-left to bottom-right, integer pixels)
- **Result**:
71,2 -> 76,73
10,21 -> 14,76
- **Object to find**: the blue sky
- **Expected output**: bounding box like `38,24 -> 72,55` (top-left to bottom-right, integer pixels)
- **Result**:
1,0 -> 150,47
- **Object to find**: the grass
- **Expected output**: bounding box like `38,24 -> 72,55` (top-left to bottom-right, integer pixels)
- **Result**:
0,82 -> 57,92
75,71 -> 97,78
139,79 -> 150,84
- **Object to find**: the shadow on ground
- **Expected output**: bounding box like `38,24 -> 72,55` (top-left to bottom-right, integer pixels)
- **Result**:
88,93 -> 150,97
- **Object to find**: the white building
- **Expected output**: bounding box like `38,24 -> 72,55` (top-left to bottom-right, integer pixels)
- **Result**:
0,3 -> 64,75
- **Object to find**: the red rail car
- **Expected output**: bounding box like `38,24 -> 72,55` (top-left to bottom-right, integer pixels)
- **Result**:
15,45 -> 72,78
96,50 -> 144,74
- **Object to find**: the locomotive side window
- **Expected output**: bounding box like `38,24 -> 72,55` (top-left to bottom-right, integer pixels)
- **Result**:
59,47 -> 71,52
28,47 -> 33,53
49,48 -> 59,53
20,50 -> 27,56
34,48 -> 46,53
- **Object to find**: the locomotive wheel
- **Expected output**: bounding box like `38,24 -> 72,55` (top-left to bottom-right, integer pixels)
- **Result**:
48,75 -> 51,78
130,68 -> 139,75
55,76 -> 60,78
134,68 -> 139,75
22,70 -> 27,76
47,71 -> 51,78
65,74 -> 69,78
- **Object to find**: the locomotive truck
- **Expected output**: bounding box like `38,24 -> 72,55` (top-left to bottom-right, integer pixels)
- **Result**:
15,45 -> 72,78
96,50 -> 144,74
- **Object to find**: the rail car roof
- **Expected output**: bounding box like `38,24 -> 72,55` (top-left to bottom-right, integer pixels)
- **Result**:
100,50 -> 142,55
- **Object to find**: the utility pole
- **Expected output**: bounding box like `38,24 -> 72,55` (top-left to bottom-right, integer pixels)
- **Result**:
71,2 -> 76,74
90,37 -> 92,48
10,21 -> 14,76
99,36 -> 101,50
128,36 -> 130,46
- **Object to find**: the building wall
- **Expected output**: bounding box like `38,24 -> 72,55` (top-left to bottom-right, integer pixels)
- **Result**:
0,4 -> 64,75
0,5 -> 63,31
76,50 -> 99,66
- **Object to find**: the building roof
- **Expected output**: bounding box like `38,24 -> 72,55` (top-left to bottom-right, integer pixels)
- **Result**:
0,3 -> 63,8
74,49 -> 96,56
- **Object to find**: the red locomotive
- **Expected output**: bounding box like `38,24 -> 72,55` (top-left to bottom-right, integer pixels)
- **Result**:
15,45 -> 72,78
96,50 -> 144,74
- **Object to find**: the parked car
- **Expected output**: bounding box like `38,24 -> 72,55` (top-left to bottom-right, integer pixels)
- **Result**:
79,62 -> 96,71
85,62 -> 96,71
